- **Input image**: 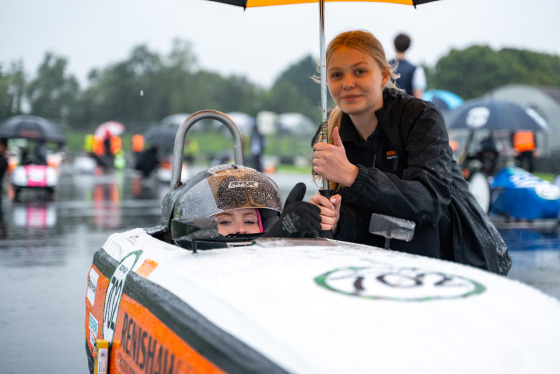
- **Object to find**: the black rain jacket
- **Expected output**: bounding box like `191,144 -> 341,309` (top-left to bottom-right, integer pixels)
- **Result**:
335,89 -> 511,275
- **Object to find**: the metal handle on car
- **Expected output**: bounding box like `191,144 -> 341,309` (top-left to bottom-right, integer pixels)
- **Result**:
170,110 -> 244,189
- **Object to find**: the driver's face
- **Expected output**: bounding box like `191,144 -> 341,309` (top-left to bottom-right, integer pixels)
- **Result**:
214,208 -> 261,236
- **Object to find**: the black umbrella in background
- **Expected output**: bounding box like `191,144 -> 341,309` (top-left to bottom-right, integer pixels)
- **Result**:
444,98 -> 551,132
0,115 -> 66,144
143,124 -> 179,148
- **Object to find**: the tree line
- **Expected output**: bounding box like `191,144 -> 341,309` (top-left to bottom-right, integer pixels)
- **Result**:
1,38 -> 560,133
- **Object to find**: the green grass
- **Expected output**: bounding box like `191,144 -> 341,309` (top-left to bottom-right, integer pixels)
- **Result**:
534,172 -> 555,182
64,130 -> 313,160
276,164 -> 312,174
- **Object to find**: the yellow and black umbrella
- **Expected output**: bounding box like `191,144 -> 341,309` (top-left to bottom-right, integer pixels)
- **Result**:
206,0 -> 439,191
209,0 -> 436,8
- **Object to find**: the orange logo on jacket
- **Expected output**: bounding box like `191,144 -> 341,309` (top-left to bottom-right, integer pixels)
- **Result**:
386,150 -> 397,160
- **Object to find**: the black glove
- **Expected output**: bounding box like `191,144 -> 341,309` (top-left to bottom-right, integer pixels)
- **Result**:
263,183 -> 322,238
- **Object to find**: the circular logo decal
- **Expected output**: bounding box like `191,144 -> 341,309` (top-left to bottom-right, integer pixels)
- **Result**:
466,107 -> 490,129
315,266 -> 485,301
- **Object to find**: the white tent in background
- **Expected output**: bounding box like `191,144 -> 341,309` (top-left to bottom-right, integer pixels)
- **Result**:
160,113 -> 190,127
223,112 -> 254,136
277,113 -> 317,136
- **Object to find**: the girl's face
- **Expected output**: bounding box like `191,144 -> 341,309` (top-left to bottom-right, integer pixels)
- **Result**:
214,208 -> 261,236
327,45 -> 389,120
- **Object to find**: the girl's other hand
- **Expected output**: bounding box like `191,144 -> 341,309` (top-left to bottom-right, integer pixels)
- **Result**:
310,193 -> 342,232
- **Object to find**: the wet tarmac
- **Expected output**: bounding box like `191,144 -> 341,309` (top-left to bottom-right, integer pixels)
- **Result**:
0,164 -> 558,373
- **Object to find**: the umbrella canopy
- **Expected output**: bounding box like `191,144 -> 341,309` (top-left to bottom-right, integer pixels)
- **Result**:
208,0 -> 436,8
423,89 -> 464,111
207,0 -> 438,122
0,115 -> 66,144
144,124 -> 179,148
94,121 -> 125,138
444,99 -> 551,132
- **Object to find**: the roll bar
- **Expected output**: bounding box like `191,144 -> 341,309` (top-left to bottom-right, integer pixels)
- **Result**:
170,110 -> 244,189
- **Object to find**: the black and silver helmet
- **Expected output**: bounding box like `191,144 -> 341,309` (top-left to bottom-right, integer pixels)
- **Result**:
167,164 -> 283,249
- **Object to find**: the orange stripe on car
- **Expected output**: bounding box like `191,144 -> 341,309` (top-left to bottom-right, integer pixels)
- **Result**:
136,259 -> 158,278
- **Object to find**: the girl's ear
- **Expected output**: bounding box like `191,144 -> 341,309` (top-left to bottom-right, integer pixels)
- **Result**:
382,68 -> 390,87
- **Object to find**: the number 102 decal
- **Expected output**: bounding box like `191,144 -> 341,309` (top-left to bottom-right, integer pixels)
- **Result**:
103,250 -> 142,342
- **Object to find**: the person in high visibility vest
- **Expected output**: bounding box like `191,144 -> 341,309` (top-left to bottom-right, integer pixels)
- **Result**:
131,134 -> 144,153
84,134 -> 93,153
511,130 -> 538,173
110,136 -> 122,155
131,134 -> 145,168
91,136 -> 106,157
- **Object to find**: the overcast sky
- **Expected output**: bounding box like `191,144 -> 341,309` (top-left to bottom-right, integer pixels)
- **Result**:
1,0 -> 559,89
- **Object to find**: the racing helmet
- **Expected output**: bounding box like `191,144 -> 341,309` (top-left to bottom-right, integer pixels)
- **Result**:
171,164 -> 283,248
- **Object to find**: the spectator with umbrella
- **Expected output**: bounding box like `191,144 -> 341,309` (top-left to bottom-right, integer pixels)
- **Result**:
92,121 -> 125,169
443,98 -> 550,168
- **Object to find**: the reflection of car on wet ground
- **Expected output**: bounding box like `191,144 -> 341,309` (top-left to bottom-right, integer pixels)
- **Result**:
12,202 -> 57,227
85,111 -> 560,374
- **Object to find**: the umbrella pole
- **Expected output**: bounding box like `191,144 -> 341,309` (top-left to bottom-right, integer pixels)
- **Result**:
458,130 -> 475,167
318,0 -> 333,239
318,0 -> 329,191
319,0 -> 327,126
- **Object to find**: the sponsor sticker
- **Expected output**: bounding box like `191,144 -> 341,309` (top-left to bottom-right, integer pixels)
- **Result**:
120,312 -> 178,372
87,267 -> 100,306
229,181 -> 258,189
315,266 -> 485,301
97,345 -> 108,374
89,312 -> 99,336
89,330 -> 97,349
103,250 -> 142,343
